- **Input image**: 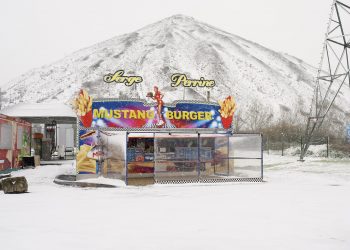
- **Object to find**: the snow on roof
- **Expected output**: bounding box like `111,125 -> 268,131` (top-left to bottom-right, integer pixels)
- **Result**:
0,103 -> 76,118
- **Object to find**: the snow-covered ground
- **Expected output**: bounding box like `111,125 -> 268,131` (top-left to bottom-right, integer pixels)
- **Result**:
1,154 -> 350,250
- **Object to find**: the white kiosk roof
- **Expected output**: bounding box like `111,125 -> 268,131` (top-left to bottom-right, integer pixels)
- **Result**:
1,103 -> 77,124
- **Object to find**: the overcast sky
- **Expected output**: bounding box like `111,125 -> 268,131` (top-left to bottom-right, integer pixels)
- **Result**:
0,0 -> 332,86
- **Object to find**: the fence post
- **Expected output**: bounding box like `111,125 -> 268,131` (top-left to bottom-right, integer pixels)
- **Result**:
300,136 -> 303,156
261,134 -> 264,179
125,132 -> 129,186
197,132 -> 201,180
326,136 -> 329,158
281,133 -> 284,156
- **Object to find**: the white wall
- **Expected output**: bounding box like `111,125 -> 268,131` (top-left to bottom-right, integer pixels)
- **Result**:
57,124 -> 74,147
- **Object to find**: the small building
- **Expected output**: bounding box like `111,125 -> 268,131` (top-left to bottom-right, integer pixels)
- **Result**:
1,103 -> 77,160
0,114 -> 31,172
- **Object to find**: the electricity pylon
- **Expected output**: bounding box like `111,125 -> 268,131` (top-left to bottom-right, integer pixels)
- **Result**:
300,0 -> 350,161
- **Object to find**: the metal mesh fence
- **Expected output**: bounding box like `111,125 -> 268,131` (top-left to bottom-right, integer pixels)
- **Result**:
263,136 -> 350,158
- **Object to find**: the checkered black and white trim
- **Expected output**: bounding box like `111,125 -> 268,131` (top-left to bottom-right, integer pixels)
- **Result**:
155,177 -> 263,184
143,123 -> 176,129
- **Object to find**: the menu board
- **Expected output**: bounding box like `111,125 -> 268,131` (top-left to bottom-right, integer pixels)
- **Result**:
144,153 -> 154,162
127,148 -> 136,162
135,148 -> 144,162
174,147 -> 212,161
200,147 -> 212,161
127,148 -> 154,162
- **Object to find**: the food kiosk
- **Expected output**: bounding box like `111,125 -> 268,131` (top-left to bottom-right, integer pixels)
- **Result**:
74,87 -> 263,185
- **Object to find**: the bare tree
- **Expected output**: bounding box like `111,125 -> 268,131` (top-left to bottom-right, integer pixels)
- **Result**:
232,112 -> 246,132
244,101 -> 273,132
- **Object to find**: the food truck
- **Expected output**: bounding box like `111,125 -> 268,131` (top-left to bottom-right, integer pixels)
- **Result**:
74,71 -> 263,185
0,114 -> 31,172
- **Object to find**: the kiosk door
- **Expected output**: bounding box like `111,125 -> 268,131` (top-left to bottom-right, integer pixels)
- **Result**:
199,133 -> 229,178
213,134 -> 230,176
100,131 -> 127,180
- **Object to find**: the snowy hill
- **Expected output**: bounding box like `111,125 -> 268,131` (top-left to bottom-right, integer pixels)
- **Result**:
2,14 -> 350,124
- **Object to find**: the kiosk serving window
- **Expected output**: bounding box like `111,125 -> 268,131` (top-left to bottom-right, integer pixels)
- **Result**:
0,123 -> 13,150
127,133 -> 154,176
154,133 -> 199,181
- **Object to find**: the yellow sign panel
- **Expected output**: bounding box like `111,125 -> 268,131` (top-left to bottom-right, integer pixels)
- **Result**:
171,73 -> 215,88
103,70 -> 143,86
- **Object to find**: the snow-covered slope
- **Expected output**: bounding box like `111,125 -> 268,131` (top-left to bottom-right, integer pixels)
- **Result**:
3,14 -> 350,123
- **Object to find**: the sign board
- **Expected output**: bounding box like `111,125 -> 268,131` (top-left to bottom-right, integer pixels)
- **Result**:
74,89 -> 236,130
170,73 -> 215,88
347,124 -> 350,143
103,70 -> 143,86
90,100 -> 224,129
